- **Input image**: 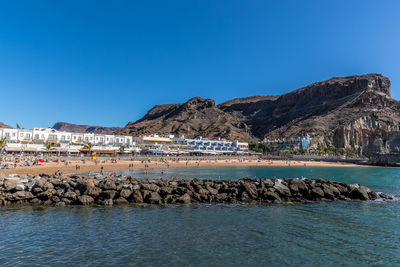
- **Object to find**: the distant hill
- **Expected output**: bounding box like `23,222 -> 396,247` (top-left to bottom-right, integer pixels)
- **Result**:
117,73 -> 400,156
53,122 -> 120,134
116,97 -> 255,141
0,122 -> 11,128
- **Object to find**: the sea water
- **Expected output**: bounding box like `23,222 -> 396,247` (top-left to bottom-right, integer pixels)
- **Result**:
1,167 -> 400,266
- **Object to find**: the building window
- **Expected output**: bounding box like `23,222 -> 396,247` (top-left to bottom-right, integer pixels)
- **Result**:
5,133 -> 10,138
34,134 -> 39,139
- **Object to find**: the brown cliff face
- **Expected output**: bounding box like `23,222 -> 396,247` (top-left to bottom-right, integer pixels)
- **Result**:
218,73 -> 392,139
117,97 -> 254,141
119,74 -> 400,156
53,122 -> 120,134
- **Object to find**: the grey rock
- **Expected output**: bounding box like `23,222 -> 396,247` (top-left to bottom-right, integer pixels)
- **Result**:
119,189 -> 132,199
64,191 -> 77,200
130,190 -> 143,203
100,190 -> 117,200
55,202 -> 66,207
310,187 -> 325,199
14,184 -> 25,191
78,195 -> 94,205
176,193 -> 191,204
349,186 -> 370,200
114,197 -> 129,204
141,183 -> 160,192
146,192 -> 162,204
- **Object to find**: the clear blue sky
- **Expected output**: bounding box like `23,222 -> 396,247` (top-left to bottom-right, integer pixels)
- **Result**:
1,0 -> 399,129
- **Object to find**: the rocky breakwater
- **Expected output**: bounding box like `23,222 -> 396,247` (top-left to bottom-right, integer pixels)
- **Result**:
0,174 -> 394,206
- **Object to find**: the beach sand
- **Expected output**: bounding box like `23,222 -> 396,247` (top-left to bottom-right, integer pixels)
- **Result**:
0,158 -> 371,176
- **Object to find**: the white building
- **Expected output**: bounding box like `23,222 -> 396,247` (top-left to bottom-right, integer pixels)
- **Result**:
135,134 -> 249,154
179,136 -> 249,153
0,127 -> 138,154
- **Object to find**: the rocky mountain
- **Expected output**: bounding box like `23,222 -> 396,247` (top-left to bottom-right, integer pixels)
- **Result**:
117,97 -> 254,141
0,122 -> 11,128
118,73 -> 400,156
53,122 -> 120,134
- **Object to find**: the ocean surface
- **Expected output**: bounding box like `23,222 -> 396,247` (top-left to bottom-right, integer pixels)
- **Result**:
1,166 -> 400,266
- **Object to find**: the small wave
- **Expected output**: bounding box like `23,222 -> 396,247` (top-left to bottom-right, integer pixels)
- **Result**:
374,192 -> 400,202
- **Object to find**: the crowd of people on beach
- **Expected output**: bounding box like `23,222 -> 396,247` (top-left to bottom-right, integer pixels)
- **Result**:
0,153 -> 334,177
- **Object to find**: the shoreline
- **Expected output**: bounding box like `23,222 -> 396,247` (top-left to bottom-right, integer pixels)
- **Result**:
0,159 -> 378,176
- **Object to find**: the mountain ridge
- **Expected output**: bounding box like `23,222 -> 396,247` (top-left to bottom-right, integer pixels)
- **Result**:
117,73 -> 400,156
53,122 -> 120,134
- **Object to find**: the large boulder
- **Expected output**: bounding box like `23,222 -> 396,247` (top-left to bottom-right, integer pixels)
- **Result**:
273,180 -> 291,198
77,195 -> 94,205
14,184 -> 25,191
176,193 -> 191,204
119,189 -> 132,199
310,187 -> 325,199
289,179 -> 308,195
263,190 -> 281,202
64,191 -> 78,201
263,179 -> 274,187
42,182 -> 54,191
141,183 -> 160,192
145,192 -> 162,204
321,184 -> 335,199
85,187 -> 102,198
37,190 -> 55,201
242,182 -> 258,199
100,190 -> 117,200
349,186 -> 370,200
100,180 -> 117,190
11,191 -> 34,201
205,186 -> 218,195
3,178 -> 22,191
114,197 -> 129,204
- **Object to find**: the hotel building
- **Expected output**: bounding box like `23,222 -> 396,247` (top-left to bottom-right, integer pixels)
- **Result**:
135,135 -> 249,154
0,128 -> 249,155
0,128 -> 139,154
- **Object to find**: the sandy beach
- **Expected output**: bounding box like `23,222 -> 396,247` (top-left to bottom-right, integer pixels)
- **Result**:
0,158 -> 372,176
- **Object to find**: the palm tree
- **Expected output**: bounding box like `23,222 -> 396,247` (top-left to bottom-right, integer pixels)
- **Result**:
0,137 -> 7,153
45,142 -> 53,154
119,146 -> 125,153
84,142 -> 94,156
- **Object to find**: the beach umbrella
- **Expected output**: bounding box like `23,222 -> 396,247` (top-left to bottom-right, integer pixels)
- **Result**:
38,159 -> 45,163
109,172 -> 116,177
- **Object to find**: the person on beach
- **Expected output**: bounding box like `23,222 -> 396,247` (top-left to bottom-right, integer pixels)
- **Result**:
100,166 -> 104,175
